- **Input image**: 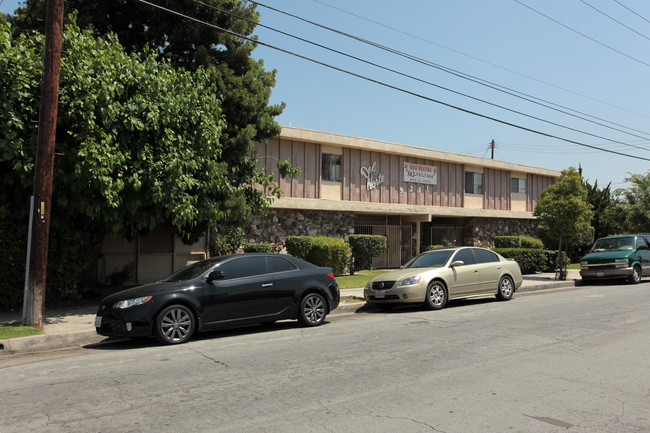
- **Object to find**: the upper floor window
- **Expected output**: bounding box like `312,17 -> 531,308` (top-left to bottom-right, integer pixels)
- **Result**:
511,177 -> 527,194
322,153 -> 341,182
465,172 -> 483,195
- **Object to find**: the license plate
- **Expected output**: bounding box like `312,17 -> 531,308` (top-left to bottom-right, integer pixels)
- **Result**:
375,290 -> 385,299
94,316 -> 102,327
596,271 -> 605,277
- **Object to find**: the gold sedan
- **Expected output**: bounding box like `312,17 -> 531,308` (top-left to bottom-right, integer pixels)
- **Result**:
364,247 -> 523,310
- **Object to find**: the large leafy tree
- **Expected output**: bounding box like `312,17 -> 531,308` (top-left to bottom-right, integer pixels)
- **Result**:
534,167 -> 594,279
583,179 -> 620,239
616,172 -> 650,233
11,0 -> 285,196
0,21 -> 286,307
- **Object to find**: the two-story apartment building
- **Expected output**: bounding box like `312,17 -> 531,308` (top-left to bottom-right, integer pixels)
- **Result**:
98,126 -> 558,284
247,126 -> 558,268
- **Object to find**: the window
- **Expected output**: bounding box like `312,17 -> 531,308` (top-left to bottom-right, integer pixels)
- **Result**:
322,153 -> 341,182
219,256 -> 268,279
465,172 -> 483,195
453,248 -> 476,265
473,248 -> 499,264
511,177 -> 527,194
268,256 -> 297,273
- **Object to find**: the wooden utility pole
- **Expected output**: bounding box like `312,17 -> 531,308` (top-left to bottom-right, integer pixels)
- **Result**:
25,0 -> 65,328
490,139 -> 495,159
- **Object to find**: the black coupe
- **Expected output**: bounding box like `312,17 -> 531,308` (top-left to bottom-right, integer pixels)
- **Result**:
95,253 -> 340,344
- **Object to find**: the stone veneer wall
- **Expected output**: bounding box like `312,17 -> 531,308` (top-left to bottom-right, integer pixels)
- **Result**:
463,217 -> 539,248
246,209 -> 355,253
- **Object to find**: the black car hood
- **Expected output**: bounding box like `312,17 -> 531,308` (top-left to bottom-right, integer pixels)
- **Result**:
101,280 -> 191,304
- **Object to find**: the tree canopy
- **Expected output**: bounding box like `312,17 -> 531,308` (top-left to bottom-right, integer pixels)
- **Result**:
616,172 -> 650,233
533,167 -> 594,278
11,0 -> 284,169
0,20 -> 287,306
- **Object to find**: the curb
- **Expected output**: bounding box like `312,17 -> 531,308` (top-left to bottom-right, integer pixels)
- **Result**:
0,280 -> 578,356
0,331 -> 106,355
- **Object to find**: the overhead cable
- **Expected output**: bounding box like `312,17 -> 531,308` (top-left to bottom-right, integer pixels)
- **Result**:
245,0 -> 650,151
513,0 -> 650,68
312,0 -> 650,121
133,0 -> 650,162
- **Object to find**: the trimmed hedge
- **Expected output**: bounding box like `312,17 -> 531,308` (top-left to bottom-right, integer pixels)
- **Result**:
348,235 -> 387,273
285,236 -> 313,260
286,236 -> 350,275
520,236 -> 544,249
495,236 -> 543,249
243,243 -> 273,253
493,248 -> 568,274
306,237 -> 350,275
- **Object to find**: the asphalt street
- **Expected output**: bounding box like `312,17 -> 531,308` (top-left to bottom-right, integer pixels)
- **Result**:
1,281 -> 649,432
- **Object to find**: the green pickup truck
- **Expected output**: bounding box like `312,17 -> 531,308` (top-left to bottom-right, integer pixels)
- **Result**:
580,234 -> 650,284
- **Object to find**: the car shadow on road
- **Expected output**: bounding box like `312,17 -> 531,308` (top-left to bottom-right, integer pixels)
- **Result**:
355,296 -> 501,315
83,320 -> 333,351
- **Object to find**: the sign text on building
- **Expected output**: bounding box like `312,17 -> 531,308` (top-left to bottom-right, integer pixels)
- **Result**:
361,161 -> 385,190
403,162 -> 438,185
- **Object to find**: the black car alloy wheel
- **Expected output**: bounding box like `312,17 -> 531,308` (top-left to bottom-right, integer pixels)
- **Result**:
155,304 -> 195,344
298,293 -> 327,326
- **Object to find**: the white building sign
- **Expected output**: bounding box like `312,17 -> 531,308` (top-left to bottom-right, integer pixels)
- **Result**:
360,161 -> 385,190
403,162 -> 438,185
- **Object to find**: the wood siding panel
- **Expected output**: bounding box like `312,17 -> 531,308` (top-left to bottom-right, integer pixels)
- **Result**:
304,142 -> 318,198
292,143 -> 305,198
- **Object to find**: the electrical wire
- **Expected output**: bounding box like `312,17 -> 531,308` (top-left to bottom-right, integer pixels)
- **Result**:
312,0 -> 650,121
245,0 -> 650,151
578,0 -> 650,41
513,0 -> 650,68
613,0 -> 650,26
133,0 -> 650,162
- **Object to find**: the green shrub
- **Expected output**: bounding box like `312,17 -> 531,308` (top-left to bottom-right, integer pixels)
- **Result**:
209,227 -> 244,256
493,248 -> 547,274
305,237 -> 350,276
285,236 -> 313,260
348,235 -> 387,273
493,248 -> 567,274
520,236 -> 544,249
243,243 -> 273,253
542,250 -> 568,272
494,236 -> 521,248
425,245 -> 445,250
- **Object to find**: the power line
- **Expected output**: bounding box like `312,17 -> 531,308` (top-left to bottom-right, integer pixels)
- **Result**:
312,0 -> 650,121
613,0 -> 650,25
513,0 -> 650,68
247,0 -> 650,152
133,0 -> 650,162
578,0 -> 650,41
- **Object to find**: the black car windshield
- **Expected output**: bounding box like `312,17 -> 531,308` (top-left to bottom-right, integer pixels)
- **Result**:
592,237 -> 635,252
162,258 -> 223,282
404,250 -> 454,269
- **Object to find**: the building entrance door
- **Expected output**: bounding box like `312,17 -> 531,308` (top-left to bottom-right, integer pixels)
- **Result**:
355,216 -> 413,269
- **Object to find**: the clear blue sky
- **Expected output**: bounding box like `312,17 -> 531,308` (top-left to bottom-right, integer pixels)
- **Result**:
3,0 -> 649,189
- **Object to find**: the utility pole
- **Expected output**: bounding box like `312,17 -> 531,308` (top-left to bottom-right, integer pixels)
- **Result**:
25,0 -> 65,328
490,139 -> 495,159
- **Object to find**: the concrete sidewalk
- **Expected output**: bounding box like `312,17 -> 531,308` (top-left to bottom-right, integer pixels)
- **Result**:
0,271 -> 581,356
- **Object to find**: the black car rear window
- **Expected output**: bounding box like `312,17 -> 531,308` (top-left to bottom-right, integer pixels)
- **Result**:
219,256 -> 268,279
268,256 -> 297,273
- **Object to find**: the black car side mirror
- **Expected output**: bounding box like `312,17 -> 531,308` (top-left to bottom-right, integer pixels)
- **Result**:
638,245 -> 648,251
206,270 -> 224,282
